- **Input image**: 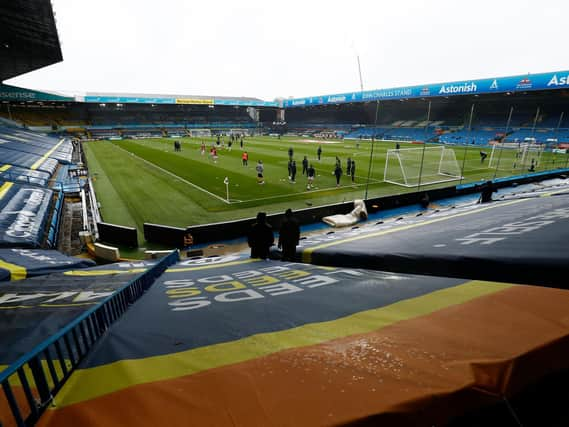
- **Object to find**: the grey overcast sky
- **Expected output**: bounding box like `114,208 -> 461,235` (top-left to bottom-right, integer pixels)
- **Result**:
5,0 -> 569,100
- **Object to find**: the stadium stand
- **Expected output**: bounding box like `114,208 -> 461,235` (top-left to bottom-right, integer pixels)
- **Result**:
0,165 -> 50,186
0,181 -> 54,248
296,185 -> 569,288
0,248 -> 95,282
25,255 -> 569,427
0,261 -> 156,367
0,126 -> 72,163
3,3 -> 569,425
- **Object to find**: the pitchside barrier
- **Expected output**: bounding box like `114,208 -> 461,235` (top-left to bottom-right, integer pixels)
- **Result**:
97,222 -> 138,248
143,223 -> 192,248
140,168 -> 569,249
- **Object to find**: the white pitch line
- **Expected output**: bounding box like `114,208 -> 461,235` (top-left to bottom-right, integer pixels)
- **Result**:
113,144 -> 230,204
230,176 -> 384,204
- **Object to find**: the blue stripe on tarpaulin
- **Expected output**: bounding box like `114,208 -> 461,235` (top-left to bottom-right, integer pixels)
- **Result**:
81,257 -> 468,367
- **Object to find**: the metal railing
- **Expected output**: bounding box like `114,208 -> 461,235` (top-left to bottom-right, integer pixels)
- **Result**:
0,250 -> 179,427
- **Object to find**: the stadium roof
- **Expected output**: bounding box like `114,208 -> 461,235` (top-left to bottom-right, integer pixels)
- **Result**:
83,92 -> 264,102
284,69 -> 569,108
0,0 -> 63,81
77,91 -> 278,107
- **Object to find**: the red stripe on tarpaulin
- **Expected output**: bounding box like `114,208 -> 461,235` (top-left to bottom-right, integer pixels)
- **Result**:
38,285 -> 569,427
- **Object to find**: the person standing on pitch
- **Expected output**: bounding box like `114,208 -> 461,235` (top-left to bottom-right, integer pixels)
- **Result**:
278,209 -> 300,261
350,159 -> 356,183
346,157 -> 352,176
287,159 -> 293,179
317,144 -> 322,161
334,162 -> 342,187
307,164 -> 315,189
288,147 -> 294,161
242,151 -> 248,166
302,156 -> 308,175
290,160 -> 297,183
256,160 -> 265,184
248,212 -> 274,259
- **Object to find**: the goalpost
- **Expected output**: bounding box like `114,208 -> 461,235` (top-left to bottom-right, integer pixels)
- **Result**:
384,146 -> 462,187
489,142 -> 544,171
189,129 -> 211,137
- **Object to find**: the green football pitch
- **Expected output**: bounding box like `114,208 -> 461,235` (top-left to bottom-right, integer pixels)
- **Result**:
84,136 -> 568,240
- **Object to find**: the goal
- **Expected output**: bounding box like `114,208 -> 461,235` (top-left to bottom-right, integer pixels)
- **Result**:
189,129 -> 211,137
384,146 -> 462,187
489,142 -> 544,171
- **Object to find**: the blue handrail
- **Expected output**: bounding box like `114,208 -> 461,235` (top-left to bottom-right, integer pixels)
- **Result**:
0,250 -> 179,427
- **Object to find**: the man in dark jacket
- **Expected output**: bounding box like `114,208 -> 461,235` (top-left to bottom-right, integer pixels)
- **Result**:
334,163 -> 343,187
278,209 -> 300,261
290,160 -> 297,183
248,212 -> 274,259
302,156 -> 308,175
480,180 -> 496,203
350,159 -> 356,183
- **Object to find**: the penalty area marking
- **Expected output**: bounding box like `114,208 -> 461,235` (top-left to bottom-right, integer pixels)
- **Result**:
230,175 -> 384,204
112,143 -> 230,204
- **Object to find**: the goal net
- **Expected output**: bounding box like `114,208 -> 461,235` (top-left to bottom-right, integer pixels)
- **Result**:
384,146 -> 462,187
189,129 -> 211,137
489,142 -> 544,171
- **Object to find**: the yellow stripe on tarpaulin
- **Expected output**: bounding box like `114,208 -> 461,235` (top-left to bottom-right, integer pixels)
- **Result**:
52,280 -> 513,408
302,198 -> 526,263
30,138 -> 66,170
63,269 -> 147,276
0,164 -> 12,172
0,182 -> 13,200
167,258 -> 259,273
0,259 -> 27,281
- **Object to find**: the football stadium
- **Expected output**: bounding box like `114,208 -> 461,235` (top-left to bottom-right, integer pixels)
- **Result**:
2,1 -> 569,426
